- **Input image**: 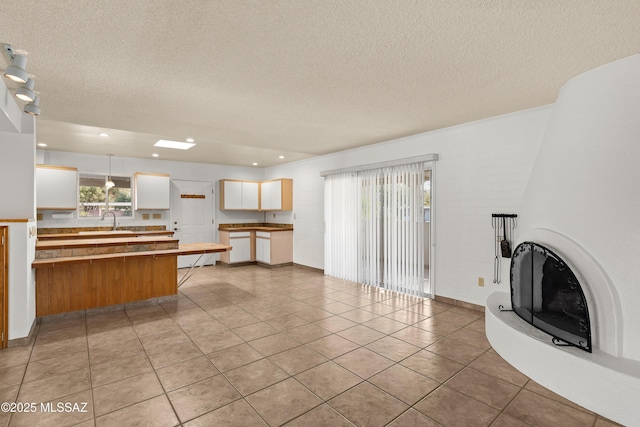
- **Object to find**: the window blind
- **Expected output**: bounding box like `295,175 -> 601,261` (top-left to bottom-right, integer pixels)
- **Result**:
324,162 -> 427,296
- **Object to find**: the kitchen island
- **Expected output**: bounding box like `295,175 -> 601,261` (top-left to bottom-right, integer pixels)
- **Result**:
32,235 -> 230,316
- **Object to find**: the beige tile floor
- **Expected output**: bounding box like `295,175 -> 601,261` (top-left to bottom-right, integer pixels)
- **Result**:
0,264 -> 622,427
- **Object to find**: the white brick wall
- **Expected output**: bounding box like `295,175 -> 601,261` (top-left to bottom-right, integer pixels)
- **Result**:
266,105 -> 552,306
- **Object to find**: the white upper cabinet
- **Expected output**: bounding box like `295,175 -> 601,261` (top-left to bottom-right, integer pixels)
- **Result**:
260,179 -> 292,211
222,181 -> 242,209
260,180 -> 279,210
221,180 -> 260,210
241,182 -> 259,210
36,165 -> 78,210
134,173 -> 170,210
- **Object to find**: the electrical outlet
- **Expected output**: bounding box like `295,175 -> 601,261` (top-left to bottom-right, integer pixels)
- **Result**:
478,277 -> 485,287
273,213 -> 276,218
294,214 -> 297,220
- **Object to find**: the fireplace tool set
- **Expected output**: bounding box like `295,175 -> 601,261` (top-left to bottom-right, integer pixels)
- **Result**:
491,213 -> 517,283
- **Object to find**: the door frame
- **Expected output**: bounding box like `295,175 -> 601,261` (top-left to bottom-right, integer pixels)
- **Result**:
1,226 -> 8,349
426,161 -> 436,299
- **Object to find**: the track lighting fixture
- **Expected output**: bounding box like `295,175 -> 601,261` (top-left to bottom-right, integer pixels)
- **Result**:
15,78 -> 35,102
3,53 -> 28,84
24,95 -> 41,116
3,43 -> 43,115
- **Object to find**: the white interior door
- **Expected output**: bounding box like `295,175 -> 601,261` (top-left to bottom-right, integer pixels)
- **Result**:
171,180 -> 214,268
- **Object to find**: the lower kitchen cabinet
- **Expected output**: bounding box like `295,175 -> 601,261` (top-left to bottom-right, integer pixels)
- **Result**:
219,231 -> 253,264
256,232 -> 271,263
219,229 -> 292,266
256,230 -> 292,266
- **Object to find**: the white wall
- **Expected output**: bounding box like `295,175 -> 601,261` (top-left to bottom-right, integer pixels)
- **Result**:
266,106 -> 552,305
36,150 -> 266,233
1,125 -> 36,218
0,89 -> 37,340
0,76 -> 22,133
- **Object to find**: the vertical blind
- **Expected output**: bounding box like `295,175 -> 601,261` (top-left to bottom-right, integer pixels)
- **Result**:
324,172 -> 359,281
325,162 -> 427,297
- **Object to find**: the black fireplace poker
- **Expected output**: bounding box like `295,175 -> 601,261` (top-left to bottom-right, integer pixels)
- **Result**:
491,213 -> 517,284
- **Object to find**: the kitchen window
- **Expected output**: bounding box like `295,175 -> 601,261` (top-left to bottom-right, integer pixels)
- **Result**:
79,174 -> 132,217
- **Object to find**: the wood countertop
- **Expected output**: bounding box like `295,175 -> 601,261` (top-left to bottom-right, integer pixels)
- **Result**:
36,235 -> 178,249
177,243 -> 232,255
32,242 -> 231,268
219,227 -> 292,232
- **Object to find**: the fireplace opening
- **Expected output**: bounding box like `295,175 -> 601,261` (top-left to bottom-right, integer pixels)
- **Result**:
510,242 -> 591,352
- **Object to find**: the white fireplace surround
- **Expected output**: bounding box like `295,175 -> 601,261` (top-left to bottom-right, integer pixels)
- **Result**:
486,292 -> 640,426
486,53 -> 640,426
486,226 -> 639,424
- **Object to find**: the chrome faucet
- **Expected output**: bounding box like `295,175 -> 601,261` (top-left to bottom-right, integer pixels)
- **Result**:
101,211 -> 117,230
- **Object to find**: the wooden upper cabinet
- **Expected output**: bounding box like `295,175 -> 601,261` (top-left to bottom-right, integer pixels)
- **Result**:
220,180 -> 260,210
260,179 -> 293,211
36,165 -> 78,210
134,173 -> 170,210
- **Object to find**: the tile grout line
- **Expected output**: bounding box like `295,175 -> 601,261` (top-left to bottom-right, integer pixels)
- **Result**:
10,265 -> 607,426
171,284 -> 459,425
87,306 -> 170,424
7,321 -> 38,426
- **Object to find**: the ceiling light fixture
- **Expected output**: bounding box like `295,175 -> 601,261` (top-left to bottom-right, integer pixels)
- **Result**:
278,155 -> 285,159
252,162 -> 258,166
154,140 -> 195,150
37,143 -> 47,147
99,132 -> 109,137
152,153 -> 159,157
105,154 -> 115,189
3,44 -> 43,116
186,138 -> 194,143
24,95 -> 40,116
3,47 -> 28,83
15,78 -> 36,102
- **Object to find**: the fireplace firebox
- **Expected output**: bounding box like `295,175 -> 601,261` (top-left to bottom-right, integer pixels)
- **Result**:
509,242 -> 591,352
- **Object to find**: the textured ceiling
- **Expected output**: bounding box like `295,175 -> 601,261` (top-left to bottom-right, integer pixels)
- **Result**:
1,1 -> 639,167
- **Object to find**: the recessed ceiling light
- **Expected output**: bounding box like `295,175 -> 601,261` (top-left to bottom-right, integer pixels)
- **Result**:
252,162 -> 258,166
186,138 -> 194,143
154,140 -> 196,150
99,132 -> 109,137
278,155 -> 285,159
152,153 -> 159,157
37,143 -> 47,147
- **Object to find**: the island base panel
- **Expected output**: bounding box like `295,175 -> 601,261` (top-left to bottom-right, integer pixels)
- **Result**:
35,256 -> 177,316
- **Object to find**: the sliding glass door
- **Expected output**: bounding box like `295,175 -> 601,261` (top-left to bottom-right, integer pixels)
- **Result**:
325,161 -> 433,297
